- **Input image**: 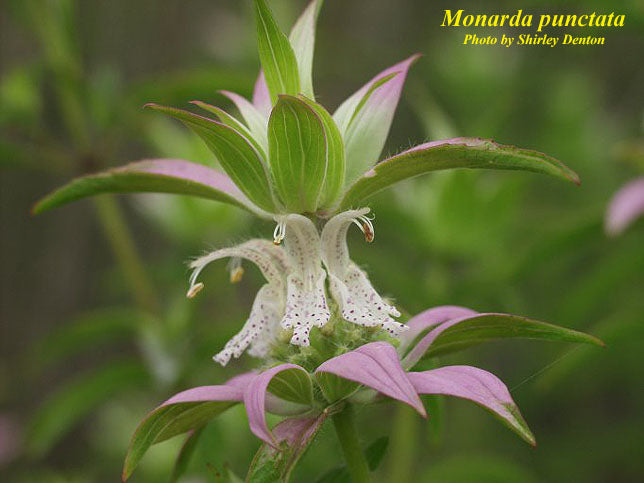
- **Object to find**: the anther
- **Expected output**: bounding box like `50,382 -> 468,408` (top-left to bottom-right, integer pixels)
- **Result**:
186,282 -> 204,299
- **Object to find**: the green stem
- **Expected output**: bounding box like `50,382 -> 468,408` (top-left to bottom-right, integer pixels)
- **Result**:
94,196 -> 159,315
332,405 -> 371,483
386,405 -> 418,483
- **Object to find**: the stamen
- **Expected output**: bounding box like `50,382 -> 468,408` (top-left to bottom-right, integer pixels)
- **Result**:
186,282 -> 204,299
352,214 -> 375,243
273,219 -> 286,245
227,258 -> 244,283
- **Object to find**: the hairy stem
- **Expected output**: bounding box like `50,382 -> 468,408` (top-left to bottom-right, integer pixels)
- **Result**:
332,405 -> 371,483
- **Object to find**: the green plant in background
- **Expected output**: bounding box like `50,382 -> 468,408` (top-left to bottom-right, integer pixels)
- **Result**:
30,1 -> 606,481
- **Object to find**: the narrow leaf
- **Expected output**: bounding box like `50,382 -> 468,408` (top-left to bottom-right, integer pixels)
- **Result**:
246,413 -> 327,483
341,138 -> 581,209
268,95 -> 327,212
218,90 -> 270,152
122,385 -> 243,481
33,159 -> 269,217
298,95 -> 345,210
146,104 -> 276,212
402,312 -> 604,369
288,0 -> 323,99
190,100 -> 267,159
408,366 -> 535,445
254,0 -> 300,103
334,55 -> 419,185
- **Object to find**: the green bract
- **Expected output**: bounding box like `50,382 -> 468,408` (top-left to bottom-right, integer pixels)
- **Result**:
34,0 -> 579,220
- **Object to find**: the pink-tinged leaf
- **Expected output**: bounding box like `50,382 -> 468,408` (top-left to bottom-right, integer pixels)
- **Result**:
224,371 -> 258,390
145,104 -> 277,213
288,0 -> 323,99
218,90 -> 269,152
408,366 -> 535,445
33,159 -> 270,218
246,412 -> 328,481
243,364 -> 311,447
334,55 -> 420,184
315,342 -> 425,416
402,312 -> 604,370
605,177 -> 644,236
122,385 -> 243,481
399,305 -> 478,354
253,70 -> 272,117
340,138 -> 580,210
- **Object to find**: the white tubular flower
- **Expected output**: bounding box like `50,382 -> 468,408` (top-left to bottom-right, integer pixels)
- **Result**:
278,214 -> 331,346
321,209 -> 407,336
188,239 -> 290,365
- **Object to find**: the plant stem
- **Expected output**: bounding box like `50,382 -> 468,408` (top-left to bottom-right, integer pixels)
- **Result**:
332,405 -> 371,483
386,404 -> 418,483
94,196 -> 159,315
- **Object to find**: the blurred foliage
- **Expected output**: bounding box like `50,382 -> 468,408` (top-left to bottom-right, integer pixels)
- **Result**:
1,0 -> 643,482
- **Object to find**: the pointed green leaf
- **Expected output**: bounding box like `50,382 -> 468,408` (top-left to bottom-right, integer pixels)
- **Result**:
268,95 -> 327,212
297,95 -> 345,210
289,0 -> 323,99
122,386 -> 242,481
254,0 -> 300,103
246,414 -> 327,483
341,138 -> 581,210
267,367 -> 313,405
412,313 -> 604,364
190,100 -> 267,159
32,159 -> 269,218
146,104 -> 276,212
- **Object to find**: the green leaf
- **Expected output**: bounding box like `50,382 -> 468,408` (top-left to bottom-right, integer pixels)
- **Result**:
298,95 -> 345,210
254,0 -> 300,103
246,414 -> 327,483
190,100 -> 267,159
288,0 -> 323,99
122,398 -> 239,481
315,372 -> 359,403
418,313 -> 604,361
268,367 -> 313,405
340,138 -> 580,210
146,104 -> 276,212
26,360 -> 149,458
170,427 -> 204,483
32,159 -> 269,217
268,95 -> 327,212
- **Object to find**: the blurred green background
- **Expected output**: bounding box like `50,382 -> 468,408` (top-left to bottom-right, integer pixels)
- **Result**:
1,0 -> 643,481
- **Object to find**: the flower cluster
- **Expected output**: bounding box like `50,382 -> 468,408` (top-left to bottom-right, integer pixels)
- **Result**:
188,208 -> 404,365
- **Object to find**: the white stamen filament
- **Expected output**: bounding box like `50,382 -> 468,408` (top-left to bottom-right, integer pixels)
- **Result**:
352,214 -> 375,243
273,219 -> 287,245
